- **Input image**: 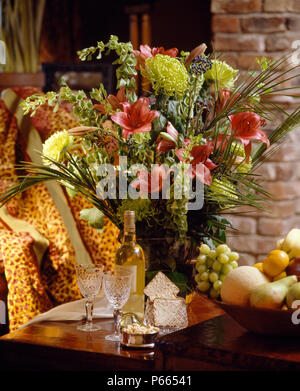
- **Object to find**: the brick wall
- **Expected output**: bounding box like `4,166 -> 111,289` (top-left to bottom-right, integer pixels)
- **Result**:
211,0 -> 300,264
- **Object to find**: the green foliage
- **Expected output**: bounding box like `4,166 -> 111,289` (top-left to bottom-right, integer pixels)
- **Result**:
206,215 -> 234,245
79,208 -> 105,229
117,199 -> 156,227
22,92 -> 58,116
165,271 -> 190,295
78,35 -> 137,93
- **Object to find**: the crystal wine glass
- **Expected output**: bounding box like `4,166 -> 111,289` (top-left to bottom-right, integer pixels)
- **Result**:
75,264 -> 104,332
103,269 -> 132,342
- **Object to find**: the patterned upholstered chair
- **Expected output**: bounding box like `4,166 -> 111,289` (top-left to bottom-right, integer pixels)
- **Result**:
0,87 -> 119,333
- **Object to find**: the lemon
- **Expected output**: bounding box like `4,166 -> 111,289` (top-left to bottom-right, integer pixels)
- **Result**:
263,250 -> 289,278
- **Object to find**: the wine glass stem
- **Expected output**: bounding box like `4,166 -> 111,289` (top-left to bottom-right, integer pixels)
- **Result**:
85,299 -> 94,327
113,308 -> 122,335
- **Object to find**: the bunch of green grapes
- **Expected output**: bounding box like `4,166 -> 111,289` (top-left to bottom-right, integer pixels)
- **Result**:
194,243 -> 239,299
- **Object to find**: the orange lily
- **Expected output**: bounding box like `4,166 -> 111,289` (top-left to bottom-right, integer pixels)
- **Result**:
229,111 -> 269,162
216,89 -> 239,115
156,121 -> 179,154
176,140 -> 217,185
94,86 -> 127,114
130,164 -> 173,195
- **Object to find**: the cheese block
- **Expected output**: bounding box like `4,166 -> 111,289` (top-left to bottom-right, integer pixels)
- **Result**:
144,297 -> 155,326
144,271 -> 179,301
145,297 -> 188,328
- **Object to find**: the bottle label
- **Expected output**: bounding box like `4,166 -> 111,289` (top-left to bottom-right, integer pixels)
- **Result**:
125,227 -> 135,234
115,264 -> 137,292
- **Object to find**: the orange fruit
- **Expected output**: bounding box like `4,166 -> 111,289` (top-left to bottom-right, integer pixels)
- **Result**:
273,271 -> 287,281
253,262 -> 264,273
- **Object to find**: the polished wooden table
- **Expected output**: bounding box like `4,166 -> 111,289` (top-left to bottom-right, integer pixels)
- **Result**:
0,294 -> 222,371
1,294 -> 300,371
157,314 -> 300,371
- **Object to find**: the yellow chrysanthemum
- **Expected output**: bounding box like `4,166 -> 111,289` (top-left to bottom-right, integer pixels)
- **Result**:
236,159 -> 252,174
231,142 -> 252,173
42,130 -> 74,165
142,54 -> 189,97
230,141 -> 245,158
204,60 -> 238,91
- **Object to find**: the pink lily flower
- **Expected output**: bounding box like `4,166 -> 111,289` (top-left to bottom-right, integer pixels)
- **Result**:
111,97 -> 159,140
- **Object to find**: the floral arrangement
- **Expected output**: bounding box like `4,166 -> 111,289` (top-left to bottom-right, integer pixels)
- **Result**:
2,35 -> 300,291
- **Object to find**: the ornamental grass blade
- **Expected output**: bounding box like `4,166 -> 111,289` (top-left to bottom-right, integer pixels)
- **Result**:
205,52 -> 300,132
0,157 -> 121,228
252,106 -> 300,163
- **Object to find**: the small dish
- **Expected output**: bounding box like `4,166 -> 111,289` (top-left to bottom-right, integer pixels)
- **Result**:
121,329 -> 159,348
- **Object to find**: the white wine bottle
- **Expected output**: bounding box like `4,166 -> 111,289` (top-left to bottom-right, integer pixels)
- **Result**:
115,210 -> 145,320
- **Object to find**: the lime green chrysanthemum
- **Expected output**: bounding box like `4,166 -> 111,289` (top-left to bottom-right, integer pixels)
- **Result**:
209,178 -> 239,208
204,60 -> 238,91
42,130 -> 74,165
142,54 -> 189,97
132,132 -> 151,144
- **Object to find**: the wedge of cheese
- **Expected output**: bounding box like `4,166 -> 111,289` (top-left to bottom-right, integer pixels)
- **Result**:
145,297 -> 188,328
144,297 -> 155,326
144,271 -> 179,301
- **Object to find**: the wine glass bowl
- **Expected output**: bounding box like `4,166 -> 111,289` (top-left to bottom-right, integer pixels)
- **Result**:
75,264 -> 104,332
103,269 -> 132,342
104,274 -> 131,309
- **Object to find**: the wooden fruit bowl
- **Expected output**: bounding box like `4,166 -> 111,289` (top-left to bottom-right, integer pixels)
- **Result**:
215,300 -> 300,337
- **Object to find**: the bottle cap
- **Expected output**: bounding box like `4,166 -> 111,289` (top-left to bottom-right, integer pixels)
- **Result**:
124,210 -> 135,233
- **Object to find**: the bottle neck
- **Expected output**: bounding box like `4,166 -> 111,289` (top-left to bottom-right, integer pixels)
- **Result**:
123,211 -> 136,243
123,231 -> 136,243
